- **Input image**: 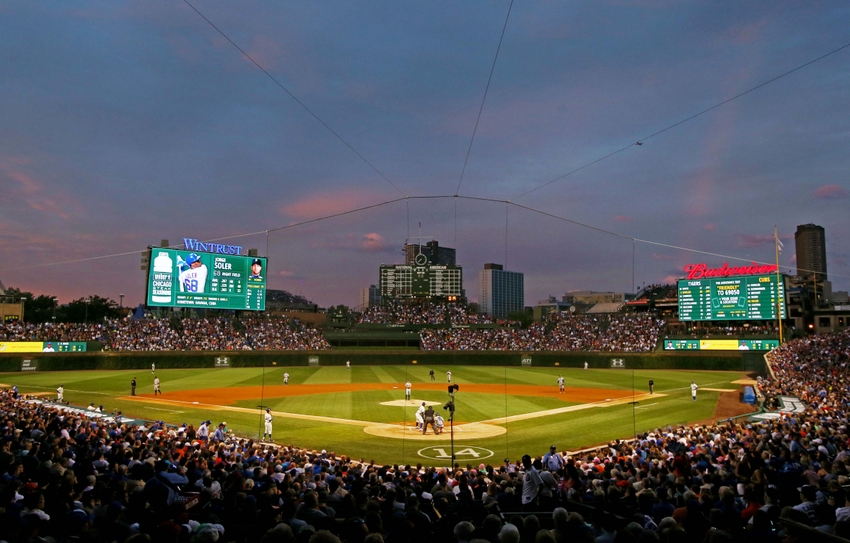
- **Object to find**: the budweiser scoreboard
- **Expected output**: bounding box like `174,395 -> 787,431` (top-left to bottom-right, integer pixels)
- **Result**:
677,263 -> 786,321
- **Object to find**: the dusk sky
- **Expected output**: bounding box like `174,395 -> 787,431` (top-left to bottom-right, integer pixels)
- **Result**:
1,1 -> 848,309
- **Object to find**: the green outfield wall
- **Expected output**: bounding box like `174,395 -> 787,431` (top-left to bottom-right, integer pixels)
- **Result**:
0,349 -> 765,373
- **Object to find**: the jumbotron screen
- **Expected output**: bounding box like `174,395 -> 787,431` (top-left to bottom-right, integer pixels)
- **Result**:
146,248 -> 266,310
677,274 -> 785,321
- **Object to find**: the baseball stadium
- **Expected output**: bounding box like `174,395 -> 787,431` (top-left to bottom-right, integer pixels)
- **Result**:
3,3 -> 850,543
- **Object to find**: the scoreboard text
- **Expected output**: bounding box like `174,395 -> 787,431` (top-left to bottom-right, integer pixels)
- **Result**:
678,274 -> 785,321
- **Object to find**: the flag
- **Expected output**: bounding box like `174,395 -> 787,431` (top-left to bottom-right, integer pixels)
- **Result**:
776,236 -> 784,254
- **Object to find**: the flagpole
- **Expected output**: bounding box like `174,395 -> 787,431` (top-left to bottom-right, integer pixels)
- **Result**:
774,225 -> 783,344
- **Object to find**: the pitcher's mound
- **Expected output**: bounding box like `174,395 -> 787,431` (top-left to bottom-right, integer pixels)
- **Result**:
364,422 -> 505,440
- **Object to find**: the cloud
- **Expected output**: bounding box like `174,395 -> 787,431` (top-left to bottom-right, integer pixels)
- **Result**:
650,253 -> 676,261
813,184 -> 849,200
281,189 -> 391,220
737,234 -> 774,248
276,270 -> 307,280
613,215 -> 630,223
0,157 -> 79,220
703,223 -> 717,231
360,232 -> 389,252
310,232 -> 395,255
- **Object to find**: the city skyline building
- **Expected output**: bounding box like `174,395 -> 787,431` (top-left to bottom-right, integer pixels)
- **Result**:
795,223 -> 828,281
479,263 -> 524,319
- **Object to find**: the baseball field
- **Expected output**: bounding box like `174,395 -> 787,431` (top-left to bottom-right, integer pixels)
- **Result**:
0,365 -> 756,465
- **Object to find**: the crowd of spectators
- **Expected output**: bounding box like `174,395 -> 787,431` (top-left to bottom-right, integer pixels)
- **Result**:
3,328 -> 850,542
0,317 -> 330,352
420,313 -> 665,352
355,302 -> 496,326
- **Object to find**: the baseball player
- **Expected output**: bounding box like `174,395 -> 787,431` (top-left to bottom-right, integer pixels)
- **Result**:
177,253 -> 208,293
557,375 -> 565,393
283,372 -> 290,385
429,369 -> 435,381
346,360 -> 351,369
446,370 -> 452,383
649,378 -> 655,394
56,384 -> 64,403
405,380 -> 412,401
263,408 -> 274,442
249,258 -> 264,280
415,402 -> 426,430
584,361 -> 588,370
153,376 -> 161,395
434,413 -> 444,435
151,362 -> 155,373
691,381 -> 698,401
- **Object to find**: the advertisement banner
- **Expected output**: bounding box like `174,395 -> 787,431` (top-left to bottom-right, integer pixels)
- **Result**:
0,342 -> 86,353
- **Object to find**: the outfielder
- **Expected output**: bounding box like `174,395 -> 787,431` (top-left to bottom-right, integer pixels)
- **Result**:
283,372 -> 290,385
263,408 -> 274,442
177,253 -> 208,294
405,380 -> 412,401
153,376 -> 161,395
56,385 -> 64,403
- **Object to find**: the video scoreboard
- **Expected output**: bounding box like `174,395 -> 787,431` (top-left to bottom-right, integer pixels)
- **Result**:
146,247 -> 266,310
677,274 -> 785,321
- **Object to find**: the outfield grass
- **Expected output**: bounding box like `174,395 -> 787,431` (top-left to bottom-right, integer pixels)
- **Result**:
0,366 -> 750,465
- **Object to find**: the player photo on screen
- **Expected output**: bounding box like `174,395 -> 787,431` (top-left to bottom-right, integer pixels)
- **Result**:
177,252 -> 208,294
249,258 -> 264,281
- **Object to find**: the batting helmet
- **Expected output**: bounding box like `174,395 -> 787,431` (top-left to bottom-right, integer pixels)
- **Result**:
185,253 -> 201,265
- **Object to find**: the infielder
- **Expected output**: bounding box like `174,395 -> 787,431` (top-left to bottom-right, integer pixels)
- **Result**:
263,408 -> 274,442
283,372 -> 290,385
405,380 -> 412,401
415,402 -> 426,430
557,376 -> 565,393
56,385 -> 64,403
153,376 -> 161,395
691,381 -> 698,401
177,253 -> 208,293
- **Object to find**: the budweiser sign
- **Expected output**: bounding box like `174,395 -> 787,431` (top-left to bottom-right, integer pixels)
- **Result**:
684,262 -> 778,279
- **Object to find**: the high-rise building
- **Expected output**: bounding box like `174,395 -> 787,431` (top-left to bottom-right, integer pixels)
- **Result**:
479,263 -> 524,318
358,285 -> 381,311
795,224 -> 828,280
404,240 -> 456,266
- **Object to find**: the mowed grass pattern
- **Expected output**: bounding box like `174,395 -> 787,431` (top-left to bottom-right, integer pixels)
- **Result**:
0,366 -> 750,465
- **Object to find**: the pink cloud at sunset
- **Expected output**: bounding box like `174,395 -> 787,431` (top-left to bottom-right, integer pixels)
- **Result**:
813,184 -> 849,200
281,189 -> 393,220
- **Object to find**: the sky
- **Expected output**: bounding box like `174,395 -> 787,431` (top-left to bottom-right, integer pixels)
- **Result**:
1,1 -> 849,309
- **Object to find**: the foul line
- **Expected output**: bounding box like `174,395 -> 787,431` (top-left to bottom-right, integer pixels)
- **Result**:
479,393 -> 666,424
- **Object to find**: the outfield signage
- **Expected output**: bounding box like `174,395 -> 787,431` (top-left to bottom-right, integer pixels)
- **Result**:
664,339 -> 780,351
214,356 -> 230,368
521,357 -> 532,365
21,359 -> 37,371
308,356 -> 319,366
0,341 -> 86,353
683,262 -> 778,279
610,358 -> 625,368
182,238 -> 244,255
